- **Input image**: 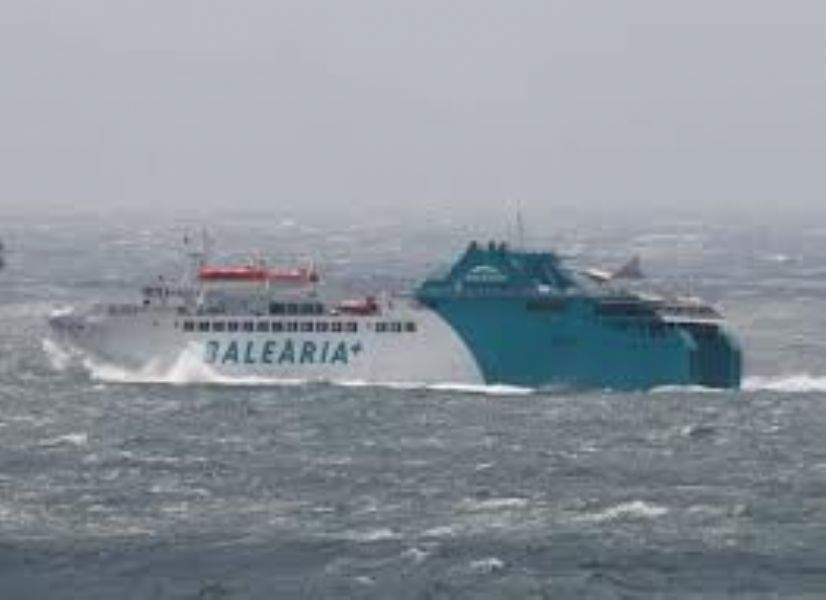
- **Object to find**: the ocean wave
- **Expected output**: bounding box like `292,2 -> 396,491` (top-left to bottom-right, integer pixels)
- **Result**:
338,379 -> 534,396
576,500 -> 669,524
38,432 -> 89,448
743,374 -> 826,393
649,384 -> 724,395
57,338 -> 826,396
460,497 -> 529,511
342,528 -> 400,543
41,338 -> 75,372
467,557 -> 506,574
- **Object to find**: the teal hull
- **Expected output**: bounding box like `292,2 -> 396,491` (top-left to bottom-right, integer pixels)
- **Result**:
417,242 -> 742,391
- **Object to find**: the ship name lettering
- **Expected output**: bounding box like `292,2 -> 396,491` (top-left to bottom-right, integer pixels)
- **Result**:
204,338 -> 357,366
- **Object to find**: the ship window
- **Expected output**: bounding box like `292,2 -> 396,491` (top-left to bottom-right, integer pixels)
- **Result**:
316,322 -> 329,332
596,302 -> 653,318
183,321 -> 194,332
405,322 -> 417,333
227,321 -> 239,332
243,321 -> 255,332
198,321 -> 210,332
346,322 -> 358,333
272,321 -> 283,332
375,322 -> 387,333
301,322 -> 313,332
269,303 -> 285,315
212,321 -> 226,332
391,322 -> 402,333
286,303 -> 299,315
286,321 -> 299,332
256,321 -> 270,332
332,322 -> 343,333
299,303 -> 322,315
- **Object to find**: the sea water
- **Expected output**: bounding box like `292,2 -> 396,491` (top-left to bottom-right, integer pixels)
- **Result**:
2,212 -> 826,598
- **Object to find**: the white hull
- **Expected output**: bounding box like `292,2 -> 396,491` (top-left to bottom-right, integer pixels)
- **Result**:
50,303 -> 484,385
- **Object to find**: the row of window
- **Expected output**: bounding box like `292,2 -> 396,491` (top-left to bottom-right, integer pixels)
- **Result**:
375,321 -> 417,333
610,321 -> 680,339
269,302 -> 325,316
183,320 -> 357,333
180,320 -> 418,334
596,302 -> 656,318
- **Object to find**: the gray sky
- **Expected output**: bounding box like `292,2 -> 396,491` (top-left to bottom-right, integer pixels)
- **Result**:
2,0 -> 826,224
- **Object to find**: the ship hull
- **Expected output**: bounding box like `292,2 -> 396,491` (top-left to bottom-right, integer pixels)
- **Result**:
49,298 -> 741,390
48,305 -> 485,385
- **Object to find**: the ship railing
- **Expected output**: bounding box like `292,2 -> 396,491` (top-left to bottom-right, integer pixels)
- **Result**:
416,286 -> 569,299
142,286 -> 193,300
656,304 -> 721,319
101,303 -> 144,316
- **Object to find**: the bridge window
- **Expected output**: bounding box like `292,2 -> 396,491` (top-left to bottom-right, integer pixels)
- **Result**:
198,321 -> 210,332
243,321 -> 255,332
272,321 -> 283,332
286,321 -> 299,332
212,321 -> 226,332
269,303 -> 285,315
183,321 -> 194,332
391,322 -> 403,333
405,322 -> 417,333
316,322 -> 329,332
375,322 -> 387,333
332,322 -> 343,333
256,321 -> 270,332
346,322 -> 358,333
286,303 -> 299,315
301,322 -> 313,332
227,321 -> 239,332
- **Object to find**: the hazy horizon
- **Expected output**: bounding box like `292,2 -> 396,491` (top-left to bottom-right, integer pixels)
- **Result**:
3,0 -> 826,225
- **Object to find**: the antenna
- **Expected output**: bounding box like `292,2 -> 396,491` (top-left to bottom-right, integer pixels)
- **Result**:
515,198 -> 526,248
181,227 -> 213,286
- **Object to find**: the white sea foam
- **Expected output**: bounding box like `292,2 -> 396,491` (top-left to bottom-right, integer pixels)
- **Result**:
338,379 -> 534,396
344,528 -> 400,542
421,525 -> 457,538
42,338 -> 75,372
461,497 -> 529,511
467,557 -> 506,574
401,547 -> 430,564
578,500 -> 669,523
39,432 -> 89,448
744,374 -> 826,393
82,345 -> 307,387
650,384 -> 724,395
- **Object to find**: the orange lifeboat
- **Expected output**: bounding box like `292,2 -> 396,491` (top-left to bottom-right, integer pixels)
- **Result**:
198,265 -> 319,285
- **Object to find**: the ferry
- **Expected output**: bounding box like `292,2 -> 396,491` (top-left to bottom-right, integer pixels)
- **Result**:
48,239 -> 742,390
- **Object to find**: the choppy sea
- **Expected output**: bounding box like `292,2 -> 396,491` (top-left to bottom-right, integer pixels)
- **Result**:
2,212 -> 826,598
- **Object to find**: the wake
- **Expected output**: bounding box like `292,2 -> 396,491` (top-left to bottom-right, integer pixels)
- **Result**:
743,374 -> 826,393
44,338 -> 826,395
41,338 -> 532,396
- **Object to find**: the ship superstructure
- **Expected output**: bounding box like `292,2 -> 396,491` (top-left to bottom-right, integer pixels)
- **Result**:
49,240 -> 741,390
